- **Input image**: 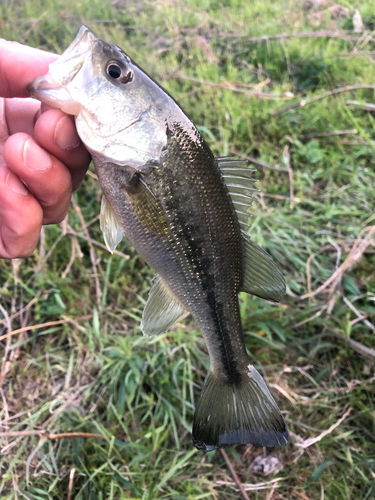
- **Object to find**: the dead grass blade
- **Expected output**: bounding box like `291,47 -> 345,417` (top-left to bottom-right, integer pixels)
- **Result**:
272,85 -> 375,116
325,326 -> 375,359
297,407 -> 352,449
218,30 -> 363,42
220,449 -> 251,500
0,315 -> 93,342
175,73 -> 294,100
0,430 -> 106,440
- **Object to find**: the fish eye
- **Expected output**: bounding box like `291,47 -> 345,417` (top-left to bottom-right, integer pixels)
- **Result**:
105,60 -> 132,84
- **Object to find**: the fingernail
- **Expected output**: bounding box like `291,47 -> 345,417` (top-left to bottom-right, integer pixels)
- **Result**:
5,169 -> 29,196
54,115 -> 80,150
23,138 -> 52,171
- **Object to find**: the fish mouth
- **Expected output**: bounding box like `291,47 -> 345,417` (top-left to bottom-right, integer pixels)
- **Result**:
62,25 -> 93,57
28,26 -> 96,115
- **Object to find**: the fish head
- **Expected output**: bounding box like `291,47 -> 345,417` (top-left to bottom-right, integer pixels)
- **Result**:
29,26 -> 170,165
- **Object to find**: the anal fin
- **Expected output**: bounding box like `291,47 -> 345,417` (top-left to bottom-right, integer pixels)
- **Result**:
141,274 -> 186,337
241,231 -> 285,302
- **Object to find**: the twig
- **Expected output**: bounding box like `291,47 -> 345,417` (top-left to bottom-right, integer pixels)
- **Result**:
62,236 -> 77,280
325,326 -> 375,358
297,407 -> 352,449
331,140 -> 370,146
266,486 -> 276,500
343,296 -> 375,332
0,296 -> 39,326
346,100 -> 375,112
30,232 -> 65,282
268,383 -> 298,406
216,477 -> 284,491
0,315 -> 93,343
72,196 -> 102,309
301,226 -> 375,300
218,30 -> 363,42
175,72 -> 294,100
0,303 -> 12,387
304,244 -> 333,296
230,150 -> 290,172
327,236 -> 342,273
259,193 -> 300,202
302,129 -> 357,139
335,51 -> 375,58
282,145 -> 294,210
220,449 -> 251,500
291,304 -> 328,329
230,149 -> 300,206
23,10 -> 48,39
272,85 -> 375,116
86,170 -> 98,180
352,31 -> 374,54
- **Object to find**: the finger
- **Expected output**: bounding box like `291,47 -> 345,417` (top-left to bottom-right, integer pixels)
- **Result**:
5,97 -> 40,137
0,99 -> 8,141
0,40 -> 57,98
0,163 -> 42,258
3,133 -> 72,225
34,109 -> 91,190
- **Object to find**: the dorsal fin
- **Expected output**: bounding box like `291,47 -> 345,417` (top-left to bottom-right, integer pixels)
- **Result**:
217,158 -> 285,302
100,195 -> 123,253
141,274 -> 187,337
217,157 -> 258,231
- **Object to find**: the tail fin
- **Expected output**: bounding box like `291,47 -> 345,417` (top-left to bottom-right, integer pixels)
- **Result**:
192,365 -> 288,451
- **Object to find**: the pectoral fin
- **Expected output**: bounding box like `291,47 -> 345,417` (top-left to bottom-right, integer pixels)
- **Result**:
241,231 -> 285,302
100,195 -> 123,253
141,274 -> 186,337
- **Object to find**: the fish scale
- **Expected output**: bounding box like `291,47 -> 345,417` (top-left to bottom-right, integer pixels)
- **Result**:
30,25 -> 289,451
155,129 -> 245,377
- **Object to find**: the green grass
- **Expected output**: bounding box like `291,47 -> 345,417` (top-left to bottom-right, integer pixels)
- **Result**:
1,0 -> 375,498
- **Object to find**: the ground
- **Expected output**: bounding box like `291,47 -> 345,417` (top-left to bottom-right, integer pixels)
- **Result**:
1,0 -> 375,498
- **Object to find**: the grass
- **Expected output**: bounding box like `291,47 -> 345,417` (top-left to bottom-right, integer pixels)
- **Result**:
1,0 -> 375,498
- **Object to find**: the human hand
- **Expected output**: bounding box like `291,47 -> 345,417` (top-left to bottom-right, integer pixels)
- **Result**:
0,40 -> 91,258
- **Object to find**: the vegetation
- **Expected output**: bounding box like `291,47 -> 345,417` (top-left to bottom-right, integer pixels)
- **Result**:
1,0 -> 375,498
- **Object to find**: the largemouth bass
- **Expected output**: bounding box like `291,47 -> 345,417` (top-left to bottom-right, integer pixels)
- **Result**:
30,27 -> 289,450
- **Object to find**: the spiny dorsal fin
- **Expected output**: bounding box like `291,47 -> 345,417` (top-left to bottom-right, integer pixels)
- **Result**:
217,157 -> 258,232
241,230 -> 285,302
100,195 -> 123,253
217,158 -> 285,301
141,274 -> 186,337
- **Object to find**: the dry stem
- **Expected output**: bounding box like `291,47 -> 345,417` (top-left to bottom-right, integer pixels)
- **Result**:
220,449 -> 251,500
297,407 -> 352,449
0,315 -> 93,343
301,226 -> 375,300
272,85 -> 375,116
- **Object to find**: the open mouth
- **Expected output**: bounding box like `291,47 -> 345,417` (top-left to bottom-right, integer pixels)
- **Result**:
28,26 -> 96,115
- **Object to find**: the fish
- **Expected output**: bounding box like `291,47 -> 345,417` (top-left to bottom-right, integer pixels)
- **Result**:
29,26 -> 289,451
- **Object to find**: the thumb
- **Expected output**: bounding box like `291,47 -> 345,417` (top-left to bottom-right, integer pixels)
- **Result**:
0,40 -> 57,99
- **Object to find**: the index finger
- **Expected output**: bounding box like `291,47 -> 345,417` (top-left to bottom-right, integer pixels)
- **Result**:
0,40 -> 57,99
